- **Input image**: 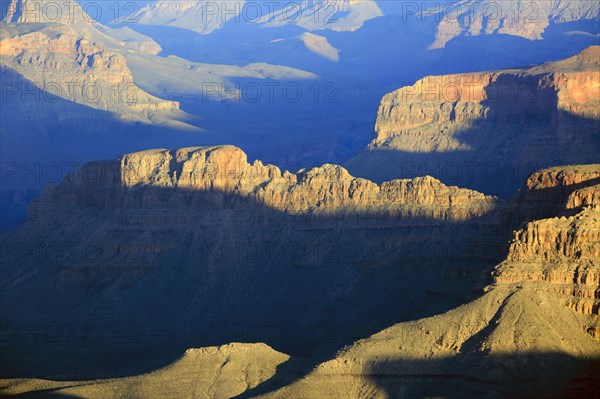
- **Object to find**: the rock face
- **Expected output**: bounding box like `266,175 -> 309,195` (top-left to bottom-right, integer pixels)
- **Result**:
429,0 -> 600,49
346,46 -> 600,197
0,0 -> 181,122
3,164 -> 598,399
1,143 -> 599,396
1,145 -> 505,378
44,145 -> 497,220
519,164 -> 600,217
252,164 -> 600,399
0,24 -> 179,120
493,165 -> 600,317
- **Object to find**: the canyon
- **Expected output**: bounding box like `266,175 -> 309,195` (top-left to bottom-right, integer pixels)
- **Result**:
0,2 -> 599,398
0,145 -> 505,364
1,156 -> 598,398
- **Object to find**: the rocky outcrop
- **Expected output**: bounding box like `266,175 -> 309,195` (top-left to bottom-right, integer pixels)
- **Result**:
1,0 -> 182,122
346,46 -> 600,197
1,145 -> 505,375
0,24 -> 179,120
374,46 -> 600,145
41,145 -> 498,221
2,154 -> 599,398
493,168 -> 600,316
519,164 -> 600,215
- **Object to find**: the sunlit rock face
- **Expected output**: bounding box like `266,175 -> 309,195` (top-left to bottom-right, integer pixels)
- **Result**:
374,46 -> 600,148
0,0 -> 181,121
493,165 -> 600,317
0,25 -> 179,119
346,46 -> 600,197
43,145 -> 497,220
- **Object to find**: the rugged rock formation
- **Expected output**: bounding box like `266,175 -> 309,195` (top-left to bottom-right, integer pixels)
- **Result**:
0,23 -> 179,121
374,46 -> 599,146
0,145 -> 505,383
252,164 -> 600,399
492,165 -> 600,317
1,153 -> 598,398
429,0 -> 600,49
494,206 -> 599,315
42,145 -> 497,220
0,0 -> 185,122
522,165 -> 600,209
346,46 -> 600,197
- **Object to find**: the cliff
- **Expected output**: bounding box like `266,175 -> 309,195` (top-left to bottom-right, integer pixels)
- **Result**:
492,165 -> 600,317
254,164 -> 600,399
40,145 -> 498,221
1,145 -> 505,377
346,46 -> 600,197
1,152 -> 599,397
0,24 -> 179,120
519,164 -> 600,216
374,46 -> 600,145
1,0 -> 183,122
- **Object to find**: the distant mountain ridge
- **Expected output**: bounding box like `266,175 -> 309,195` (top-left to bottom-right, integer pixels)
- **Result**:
124,0 -> 599,48
131,0 -> 383,34
427,0 -> 600,49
